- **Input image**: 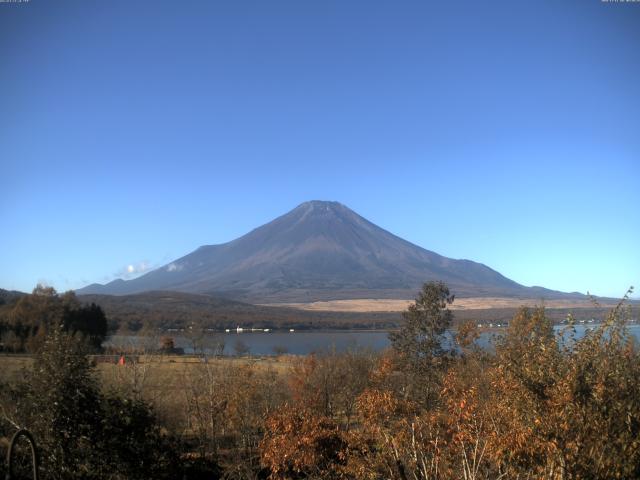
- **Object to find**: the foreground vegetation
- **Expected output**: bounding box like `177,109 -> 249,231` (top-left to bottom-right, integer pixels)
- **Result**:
1,282 -> 639,479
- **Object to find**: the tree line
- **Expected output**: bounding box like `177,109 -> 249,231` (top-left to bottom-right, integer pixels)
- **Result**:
0,285 -> 108,353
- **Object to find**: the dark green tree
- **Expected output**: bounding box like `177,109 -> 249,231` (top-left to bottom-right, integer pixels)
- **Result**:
95,395 -> 180,480
388,281 -> 454,406
19,325 -> 104,479
61,302 -> 108,351
12,325 -> 179,479
390,281 -> 454,361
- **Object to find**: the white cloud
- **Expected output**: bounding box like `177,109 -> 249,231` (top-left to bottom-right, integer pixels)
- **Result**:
117,261 -> 154,279
167,262 -> 183,272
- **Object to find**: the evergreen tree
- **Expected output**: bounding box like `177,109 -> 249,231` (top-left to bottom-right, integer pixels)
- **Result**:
388,281 -> 454,406
15,325 -> 179,479
20,325 -> 103,479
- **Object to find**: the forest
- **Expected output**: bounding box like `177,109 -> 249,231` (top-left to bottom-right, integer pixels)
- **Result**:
0,282 -> 638,479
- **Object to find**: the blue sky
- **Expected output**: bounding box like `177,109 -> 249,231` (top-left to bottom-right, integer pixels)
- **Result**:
1,0 -> 638,298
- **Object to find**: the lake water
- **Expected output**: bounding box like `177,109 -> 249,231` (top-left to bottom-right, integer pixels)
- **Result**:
106,323 -> 640,356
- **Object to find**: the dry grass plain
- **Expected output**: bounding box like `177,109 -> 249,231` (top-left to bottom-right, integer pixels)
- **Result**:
0,353 -> 296,443
267,297 -> 618,313
0,354 -> 294,386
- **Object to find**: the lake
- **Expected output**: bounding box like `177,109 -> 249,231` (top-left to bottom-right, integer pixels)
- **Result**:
106,323 -> 640,356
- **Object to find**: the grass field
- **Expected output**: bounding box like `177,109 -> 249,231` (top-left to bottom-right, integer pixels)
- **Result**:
0,354 -> 294,387
267,296 -> 622,312
0,352 -> 297,457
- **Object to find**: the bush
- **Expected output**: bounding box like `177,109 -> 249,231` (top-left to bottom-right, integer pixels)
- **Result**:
5,325 -> 180,479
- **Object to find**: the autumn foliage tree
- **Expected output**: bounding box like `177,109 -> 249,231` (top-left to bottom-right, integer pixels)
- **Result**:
260,405 -> 350,479
287,349 -> 375,427
260,285 -> 640,480
487,295 -> 640,478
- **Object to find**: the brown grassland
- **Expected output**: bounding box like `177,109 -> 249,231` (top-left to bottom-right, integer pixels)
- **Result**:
267,296 -> 624,312
0,354 -> 294,385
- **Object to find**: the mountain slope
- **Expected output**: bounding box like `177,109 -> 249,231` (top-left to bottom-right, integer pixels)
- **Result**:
77,201 -> 576,302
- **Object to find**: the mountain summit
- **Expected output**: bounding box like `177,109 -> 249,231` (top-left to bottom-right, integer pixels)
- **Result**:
77,201 -> 567,302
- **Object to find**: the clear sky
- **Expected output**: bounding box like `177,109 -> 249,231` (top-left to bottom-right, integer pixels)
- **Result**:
1,0 -> 638,298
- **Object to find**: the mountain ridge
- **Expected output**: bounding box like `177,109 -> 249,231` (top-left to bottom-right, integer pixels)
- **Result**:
77,201 -> 583,302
